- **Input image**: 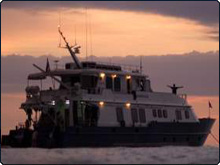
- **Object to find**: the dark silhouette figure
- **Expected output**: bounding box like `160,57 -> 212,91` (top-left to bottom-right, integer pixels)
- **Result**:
167,84 -> 183,94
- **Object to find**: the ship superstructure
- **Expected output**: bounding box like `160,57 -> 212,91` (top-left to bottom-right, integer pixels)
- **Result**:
2,28 -> 215,148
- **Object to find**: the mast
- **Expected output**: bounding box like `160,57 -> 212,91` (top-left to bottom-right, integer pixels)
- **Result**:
58,27 -> 82,69
140,56 -> 143,74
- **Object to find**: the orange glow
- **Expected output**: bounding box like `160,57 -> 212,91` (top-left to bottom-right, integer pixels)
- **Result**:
1,8 -> 218,57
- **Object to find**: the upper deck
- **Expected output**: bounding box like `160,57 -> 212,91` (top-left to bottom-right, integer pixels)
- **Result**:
28,61 -> 148,80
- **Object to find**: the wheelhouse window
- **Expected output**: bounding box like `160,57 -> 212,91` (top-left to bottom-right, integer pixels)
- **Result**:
81,75 -> 98,89
175,110 -> 182,120
106,76 -> 113,89
152,109 -> 157,117
61,74 -> 80,89
131,108 -> 139,123
139,108 -> 146,123
135,78 -> 146,91
185,110 -> 190,119
114,77 -> 121,91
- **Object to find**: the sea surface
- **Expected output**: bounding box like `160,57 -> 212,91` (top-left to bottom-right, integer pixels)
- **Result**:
1,146 -> 219,164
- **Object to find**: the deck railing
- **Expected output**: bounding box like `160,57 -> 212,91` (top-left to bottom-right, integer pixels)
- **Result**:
178,94 -> 187,102
51,61 -> 141,73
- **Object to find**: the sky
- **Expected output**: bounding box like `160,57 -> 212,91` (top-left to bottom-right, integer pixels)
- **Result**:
1,1 -> 219,57
1,1 -> 219,146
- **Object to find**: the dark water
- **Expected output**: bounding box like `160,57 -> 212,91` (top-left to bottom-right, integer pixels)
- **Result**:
1,146 -> 219,164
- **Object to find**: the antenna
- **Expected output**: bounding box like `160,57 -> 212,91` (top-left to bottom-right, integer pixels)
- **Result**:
89,11 -> 93,61
58,12 -> 61,47
74,24 -> 77,45
85,7 -> 88,61
140,56 -> 143,74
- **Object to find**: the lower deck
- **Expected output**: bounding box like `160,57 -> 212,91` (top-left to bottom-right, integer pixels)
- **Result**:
36,118 -> 215,148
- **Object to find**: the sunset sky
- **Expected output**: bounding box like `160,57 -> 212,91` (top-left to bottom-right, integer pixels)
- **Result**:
1,1 -> 219,57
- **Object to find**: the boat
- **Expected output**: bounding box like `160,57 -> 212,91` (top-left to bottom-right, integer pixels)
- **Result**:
1,27 -> 215,148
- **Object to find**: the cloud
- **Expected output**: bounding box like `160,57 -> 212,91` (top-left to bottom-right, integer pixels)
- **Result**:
1,51 -> 219,96
205,29 -> 219,41
2,1 -> 219,26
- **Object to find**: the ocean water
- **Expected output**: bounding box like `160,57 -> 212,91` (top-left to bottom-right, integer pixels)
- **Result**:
1,146 -> 219,164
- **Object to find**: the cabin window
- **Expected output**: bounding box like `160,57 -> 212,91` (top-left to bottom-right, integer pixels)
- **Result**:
106,76 -> 113,89
136,78 -> 146,91
140,79 -> 145,91
175,110 -> 182,120
114,77 -> 121,91
158,109 -> 162,118
131,108 -> 138,123
116,107 -> 124,122
139,108 -> 146,123
152,109 -> 157,117
81,75 -> 98,89
126,78 -> 131,94
163,110 -> 168,118
61,75 -> 80,89
185,110 -> 190,119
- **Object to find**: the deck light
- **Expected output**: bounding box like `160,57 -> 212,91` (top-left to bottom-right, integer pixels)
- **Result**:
125,103 -> 131,108
65,100 -> 70,105
112,74 -> 117,78
99,101 -> 104,107
126,75 -> 131,80
52,100 -> 56,106
100,73 -> 105,79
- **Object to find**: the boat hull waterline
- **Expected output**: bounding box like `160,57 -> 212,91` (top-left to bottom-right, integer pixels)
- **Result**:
2,118 -> 214,148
